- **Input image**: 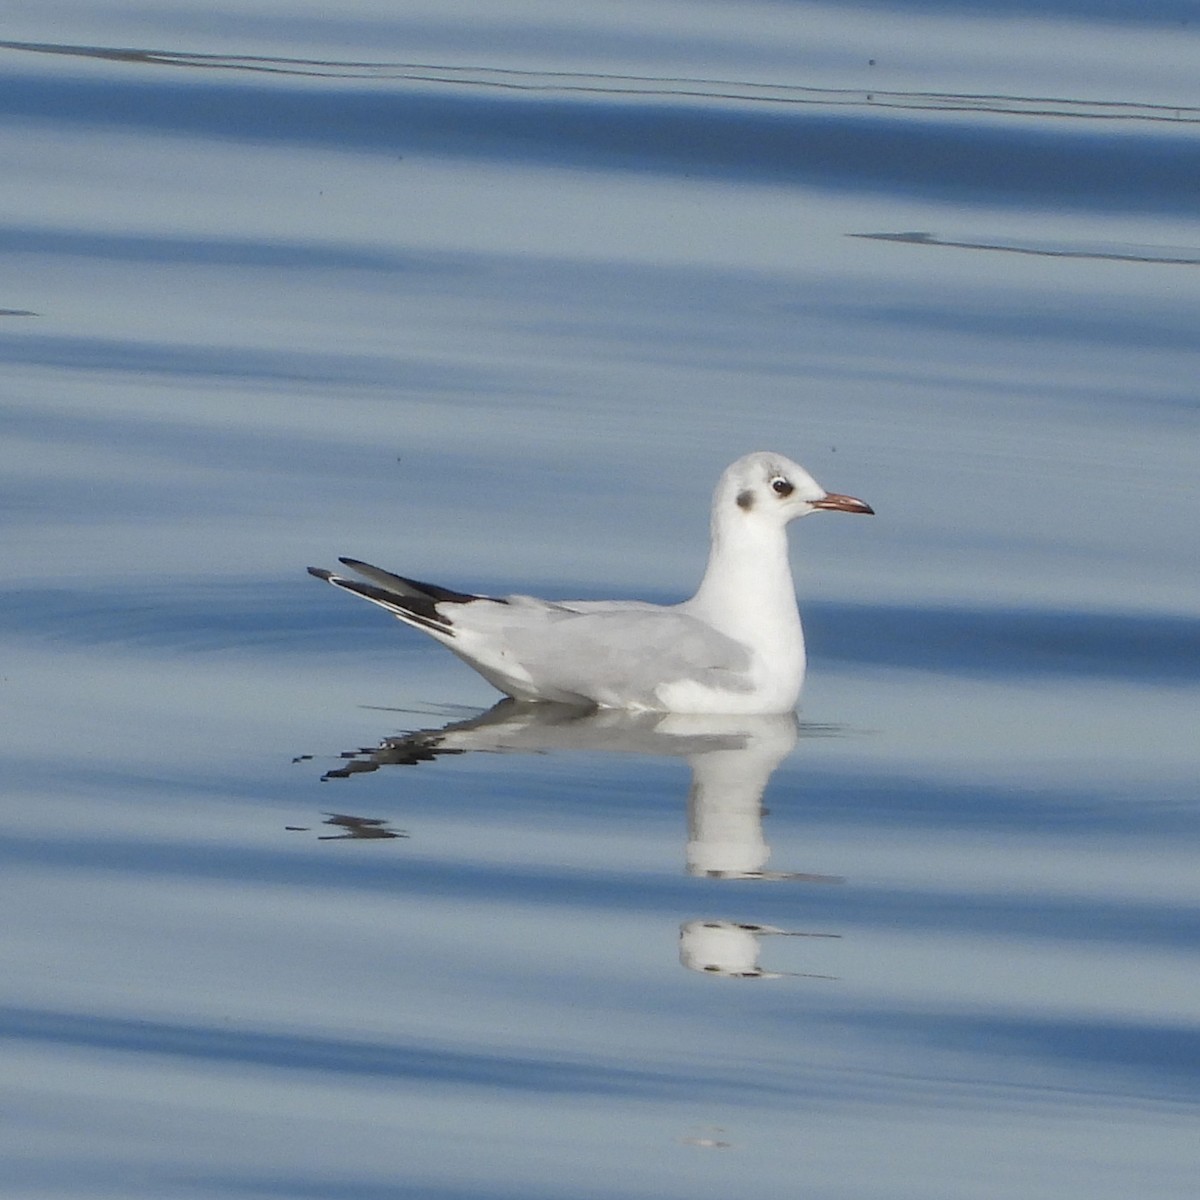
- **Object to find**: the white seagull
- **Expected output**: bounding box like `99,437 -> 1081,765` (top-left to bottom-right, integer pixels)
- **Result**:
309,451 -> 872,714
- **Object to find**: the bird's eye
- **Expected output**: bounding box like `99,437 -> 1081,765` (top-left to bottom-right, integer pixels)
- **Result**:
770,477 -> 794,497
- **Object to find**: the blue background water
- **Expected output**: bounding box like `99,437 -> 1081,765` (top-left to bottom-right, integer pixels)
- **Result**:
2,3 -> 1197,1197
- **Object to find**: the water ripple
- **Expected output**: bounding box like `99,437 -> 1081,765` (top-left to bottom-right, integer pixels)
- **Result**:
2,50 -> 1197,213
3,40 -> 1197,125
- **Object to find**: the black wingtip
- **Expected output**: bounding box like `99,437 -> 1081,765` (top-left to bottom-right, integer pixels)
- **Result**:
307,567 -> 334,581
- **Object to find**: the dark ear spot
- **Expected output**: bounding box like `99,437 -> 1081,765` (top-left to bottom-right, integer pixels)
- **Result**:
736,489 -> 755,511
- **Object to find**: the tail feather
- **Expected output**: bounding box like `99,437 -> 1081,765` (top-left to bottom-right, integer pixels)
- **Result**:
307,566 -> 453,634
336,558 -> 486,605
308,559 -> 507,638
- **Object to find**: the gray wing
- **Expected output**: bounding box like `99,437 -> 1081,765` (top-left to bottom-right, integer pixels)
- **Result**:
502,606 -> 753,707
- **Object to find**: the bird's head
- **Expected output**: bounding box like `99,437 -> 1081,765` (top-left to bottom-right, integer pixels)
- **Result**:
718,451 -> 874,526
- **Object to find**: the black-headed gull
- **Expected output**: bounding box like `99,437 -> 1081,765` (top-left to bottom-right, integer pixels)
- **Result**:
309,451 -> 872,713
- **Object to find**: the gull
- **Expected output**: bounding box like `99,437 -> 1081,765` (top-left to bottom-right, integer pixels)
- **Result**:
308,451 -> 872,714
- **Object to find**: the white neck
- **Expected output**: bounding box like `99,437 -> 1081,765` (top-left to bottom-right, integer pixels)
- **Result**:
687,508 -> 804,654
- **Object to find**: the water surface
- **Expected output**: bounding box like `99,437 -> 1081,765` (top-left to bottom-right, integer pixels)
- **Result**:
2,4 -> 1198,1198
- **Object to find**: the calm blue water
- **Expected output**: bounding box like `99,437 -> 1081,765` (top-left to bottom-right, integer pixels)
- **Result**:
2,4 -> 1198,1198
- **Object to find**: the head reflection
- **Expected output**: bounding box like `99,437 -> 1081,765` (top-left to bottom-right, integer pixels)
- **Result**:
679,921 -> 838,980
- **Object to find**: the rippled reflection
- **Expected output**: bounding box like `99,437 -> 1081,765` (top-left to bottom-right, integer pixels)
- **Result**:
679,920 -> 838,980
318,699 -> 841,876
315,700 -> 845,980
285,812 -> 410,840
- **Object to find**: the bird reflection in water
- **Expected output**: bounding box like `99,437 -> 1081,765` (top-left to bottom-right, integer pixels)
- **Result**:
306,699 -> 843,978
